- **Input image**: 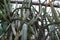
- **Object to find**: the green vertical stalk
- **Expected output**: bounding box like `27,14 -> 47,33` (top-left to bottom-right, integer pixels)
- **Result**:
21,23 -> 28,40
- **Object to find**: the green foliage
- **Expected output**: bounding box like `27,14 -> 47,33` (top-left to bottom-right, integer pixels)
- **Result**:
0,13 -> 3,20
51,32 -> 57,40
0,0 -> 4,4
1,21 -> 8,32
51,7 -> 59,22
28,26 -> 35,35
57,31 -> 60,38
0,26 -> 3,36
0,0 -> 60,40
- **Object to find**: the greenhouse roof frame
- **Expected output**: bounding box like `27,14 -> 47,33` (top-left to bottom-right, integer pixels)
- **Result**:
10,1 -> 60,8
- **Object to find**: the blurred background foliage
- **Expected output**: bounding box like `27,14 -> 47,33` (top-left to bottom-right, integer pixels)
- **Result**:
0,0 -> 60,40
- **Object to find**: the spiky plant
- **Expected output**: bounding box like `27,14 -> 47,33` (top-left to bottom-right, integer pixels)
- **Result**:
0,0 -> 60,40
